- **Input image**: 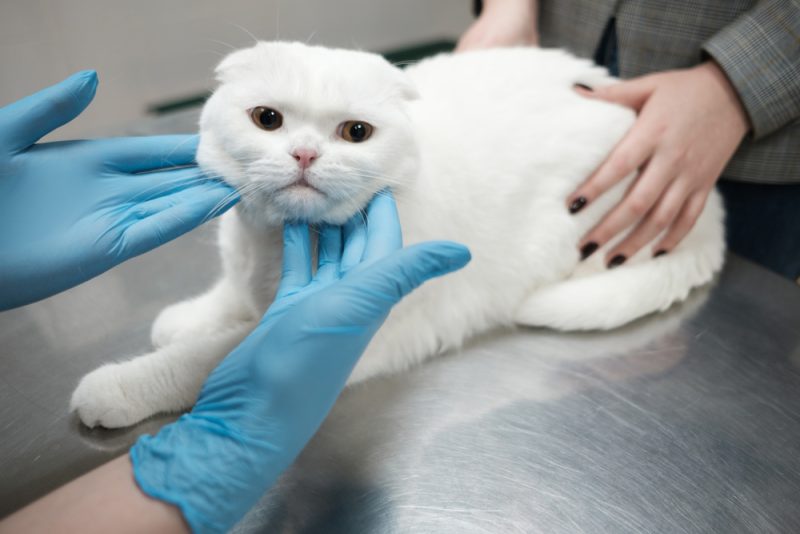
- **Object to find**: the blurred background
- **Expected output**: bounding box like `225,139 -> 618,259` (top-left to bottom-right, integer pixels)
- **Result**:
0,0 -> 472,140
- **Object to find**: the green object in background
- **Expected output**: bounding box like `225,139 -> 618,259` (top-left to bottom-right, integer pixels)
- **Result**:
148,39 -> 456,115
382,39 -> 455,66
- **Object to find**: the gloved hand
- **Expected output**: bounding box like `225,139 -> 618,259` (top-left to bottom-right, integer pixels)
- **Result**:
130,192 -> 471,534
0,71 -> 238,310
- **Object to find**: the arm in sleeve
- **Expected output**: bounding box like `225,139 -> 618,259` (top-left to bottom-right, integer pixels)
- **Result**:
702,0 -> 800,139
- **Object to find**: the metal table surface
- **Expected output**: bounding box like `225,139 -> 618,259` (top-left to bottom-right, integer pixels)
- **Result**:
2,111 -> 800,532
3,229 -> 800,533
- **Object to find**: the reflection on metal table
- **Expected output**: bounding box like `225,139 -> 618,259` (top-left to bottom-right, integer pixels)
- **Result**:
2,109 -> 800,532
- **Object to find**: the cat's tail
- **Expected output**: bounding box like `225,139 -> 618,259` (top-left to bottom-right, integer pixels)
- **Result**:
513,220 -> 725,331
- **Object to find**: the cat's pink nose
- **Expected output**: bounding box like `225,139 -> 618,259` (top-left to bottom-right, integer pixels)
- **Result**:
292,148 -> 318,170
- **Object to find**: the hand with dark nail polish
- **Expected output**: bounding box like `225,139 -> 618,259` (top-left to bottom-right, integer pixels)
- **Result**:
569,196 -> 587,214
580,242 -> 598,260
608,254 -> 627,268
566,61 -> 749,263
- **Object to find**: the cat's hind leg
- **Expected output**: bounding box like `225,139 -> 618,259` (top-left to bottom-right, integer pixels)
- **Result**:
71,321 -> 255,428
514,197 -> 725,331
514,246 -> 722,330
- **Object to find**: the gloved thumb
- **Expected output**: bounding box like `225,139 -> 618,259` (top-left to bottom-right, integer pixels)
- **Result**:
349,240 -> 471,309
0,70 -> 98,153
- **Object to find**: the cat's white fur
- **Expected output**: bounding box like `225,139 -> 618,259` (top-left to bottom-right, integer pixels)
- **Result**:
71,42 -> 724,428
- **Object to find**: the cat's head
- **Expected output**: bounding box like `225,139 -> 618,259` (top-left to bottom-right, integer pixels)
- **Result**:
198,41 -> 419,226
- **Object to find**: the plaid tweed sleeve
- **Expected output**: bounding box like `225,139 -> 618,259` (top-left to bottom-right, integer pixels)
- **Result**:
703,0 -> 800,139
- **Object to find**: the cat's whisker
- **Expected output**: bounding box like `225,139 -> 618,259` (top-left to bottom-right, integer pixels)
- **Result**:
202,49 -> 229,61
208,39 -> 238,51
274,1 -> 281,41
201,181 -> 270,221
228,22 -> 261,46
117,174 -> 211,206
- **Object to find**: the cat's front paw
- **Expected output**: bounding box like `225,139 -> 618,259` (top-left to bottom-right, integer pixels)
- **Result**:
70,363 -> 155,428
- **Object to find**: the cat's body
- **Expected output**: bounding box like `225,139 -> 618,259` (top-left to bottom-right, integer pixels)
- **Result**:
71,43 -> 724,428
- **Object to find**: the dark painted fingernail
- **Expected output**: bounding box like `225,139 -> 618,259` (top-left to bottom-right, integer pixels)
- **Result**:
654,249 -> 667,258
574,83 -> 593,91
608,254 -> 626,269
569,196 -> 587,214
580,242 -> 598,261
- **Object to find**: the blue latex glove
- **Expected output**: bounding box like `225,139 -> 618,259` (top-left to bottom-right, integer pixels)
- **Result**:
0,71 -> 238,310
130,193 -> 471,534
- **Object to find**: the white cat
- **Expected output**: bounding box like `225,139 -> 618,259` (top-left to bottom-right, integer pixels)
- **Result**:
71,42 -> 724,428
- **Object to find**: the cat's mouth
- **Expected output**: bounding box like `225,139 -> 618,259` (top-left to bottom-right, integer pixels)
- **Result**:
278,177 -> 326,196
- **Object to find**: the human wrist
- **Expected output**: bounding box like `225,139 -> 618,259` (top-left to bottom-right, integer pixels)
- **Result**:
482,0 -> 535,13
485,0 -> 537,20
130,414 -> 281,534
693,60 -> 751,138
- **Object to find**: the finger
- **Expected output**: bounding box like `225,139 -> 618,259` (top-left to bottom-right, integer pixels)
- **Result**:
0,70 -> 98,153
362,190 -> 403,264
125,166 -> 214,202
275,223 -> 313,297
340,212 -> 367,273
122,179 -> 237,222
315,224 -> 343,283
653,189 -> 710,254
575,76 -> 655,111
102,135 -> 200,173
567,121 -> 657,212
120,181 -> 238,259
342,241 -> 471,316
604,181 -> 689,264
579,156 -> 675,256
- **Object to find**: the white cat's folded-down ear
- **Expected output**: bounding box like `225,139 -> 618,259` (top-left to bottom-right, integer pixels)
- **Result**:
215,46 -> 260,83
393,68 -> 420,101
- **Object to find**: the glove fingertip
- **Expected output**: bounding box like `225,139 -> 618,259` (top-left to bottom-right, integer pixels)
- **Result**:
73,69 -> 98,85
417,241 -> 472,276
68,70 -> 99,105
361,241 -> 471,302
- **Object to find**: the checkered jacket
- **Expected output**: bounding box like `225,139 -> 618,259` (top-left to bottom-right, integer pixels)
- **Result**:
476,0 -> 800,183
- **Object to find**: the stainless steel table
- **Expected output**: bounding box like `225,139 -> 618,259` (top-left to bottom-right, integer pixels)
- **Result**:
2,110 -> 800,532
3,235 -> 800,533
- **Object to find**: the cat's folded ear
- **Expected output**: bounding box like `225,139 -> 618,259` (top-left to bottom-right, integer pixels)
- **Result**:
386,62 -> 420,102
214,46 -> 260,84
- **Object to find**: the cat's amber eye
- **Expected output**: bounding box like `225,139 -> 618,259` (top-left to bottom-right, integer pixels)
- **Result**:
250,107 -> 283,131
339,121 -> 374,143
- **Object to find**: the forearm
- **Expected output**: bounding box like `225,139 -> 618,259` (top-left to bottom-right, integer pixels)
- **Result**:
0,455 -> 188,534
702,0 -> 800,138
476,0 -> 538,28
474,0 -> 538,17
460,0 -> 539,51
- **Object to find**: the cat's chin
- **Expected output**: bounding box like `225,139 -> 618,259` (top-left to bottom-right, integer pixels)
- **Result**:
237,191 -> 365,227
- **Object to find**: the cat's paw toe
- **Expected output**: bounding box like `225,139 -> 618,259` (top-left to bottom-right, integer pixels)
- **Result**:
70,364 -> 151,429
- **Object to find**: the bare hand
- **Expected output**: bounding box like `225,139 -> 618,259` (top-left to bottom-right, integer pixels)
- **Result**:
456,0 -> 538,52
568,61 -> 750,266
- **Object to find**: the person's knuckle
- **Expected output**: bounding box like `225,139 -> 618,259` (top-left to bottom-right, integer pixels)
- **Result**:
627,196 -> 650,217
609,151 -> 635,177
650,120 -> 669,138
667,145 -> 690,168
689,199 -> 706,219
651,210 -> 673,229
